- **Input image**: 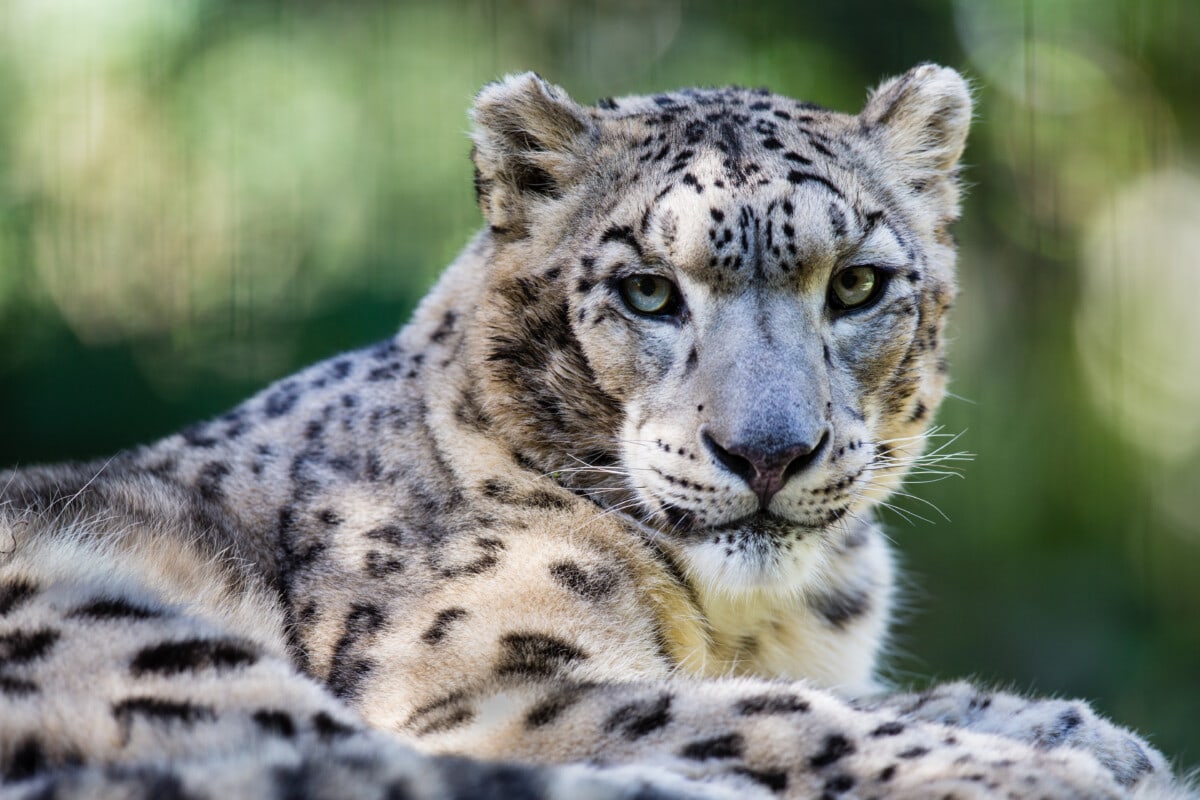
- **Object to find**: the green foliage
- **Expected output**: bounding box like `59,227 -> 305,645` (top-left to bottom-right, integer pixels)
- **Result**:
1,0 -> 1197,767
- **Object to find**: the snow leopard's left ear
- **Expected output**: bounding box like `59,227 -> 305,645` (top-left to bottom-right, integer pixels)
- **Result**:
860,64 -> 972,188
471,73 -> 597,235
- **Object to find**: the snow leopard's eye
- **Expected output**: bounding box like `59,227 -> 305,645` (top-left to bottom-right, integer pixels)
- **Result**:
829,266 -> 889,311
619,275 -> 680,317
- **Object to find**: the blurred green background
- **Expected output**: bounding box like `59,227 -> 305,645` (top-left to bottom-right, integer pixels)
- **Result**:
1,0 -> 1197,768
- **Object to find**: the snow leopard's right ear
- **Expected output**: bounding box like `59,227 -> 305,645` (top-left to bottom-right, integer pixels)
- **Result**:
471,73 -> 597,236
860,64 -> 972,192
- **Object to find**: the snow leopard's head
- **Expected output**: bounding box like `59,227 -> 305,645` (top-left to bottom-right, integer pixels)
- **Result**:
471,66 -> 971,592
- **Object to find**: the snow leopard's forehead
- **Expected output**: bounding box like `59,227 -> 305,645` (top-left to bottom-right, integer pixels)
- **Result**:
578,87 -> 928,296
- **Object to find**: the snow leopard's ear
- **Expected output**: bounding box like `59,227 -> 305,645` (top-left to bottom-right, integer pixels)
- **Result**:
860,64 -> 972,189
471,73 -> 597,235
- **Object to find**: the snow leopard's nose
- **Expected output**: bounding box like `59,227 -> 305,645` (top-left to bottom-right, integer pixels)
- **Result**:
701,427 -> 830,507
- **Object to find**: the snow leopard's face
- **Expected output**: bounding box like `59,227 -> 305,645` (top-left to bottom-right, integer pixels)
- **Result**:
474,71 -> 969,591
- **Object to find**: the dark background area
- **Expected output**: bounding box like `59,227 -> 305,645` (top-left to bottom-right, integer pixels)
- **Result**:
2,0 -> 1197,769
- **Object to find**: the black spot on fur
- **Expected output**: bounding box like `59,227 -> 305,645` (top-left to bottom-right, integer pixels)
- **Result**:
113,697 -> 215,732
407,691 -> 475,736
0,675 -> 38,695
0,579 -> 37,617
1101,738 -> 1155,786
482,479 -> 573,511
604,693 -> 673,740
264,381 -> 302,418
328,604 -> 385,699
430,310 -> 458,343
525,684 -> 593,729
549,561 -> 618,601
69,597 -> 162,621
3,736 -> 47,782
871,721 -> 905,737
364,550 -> 406,578
439,536 -> 505,579
823,773 -> 855,795
495,633 -> 586,677
810,734 -> 855,768
422,608 -> 469,644
365,525 -> 405,547
898,746 -> 930,759
735,767 -> 788,792
680,733 -> 744,761
180,423 -> 220,448
736,693 -> 810,715
811,586 -> 871,629
196,460 -> 231,501
130,638 -> 257,676
312,711 -> 356,738
1035,707 -> 1085,750
253,709 -> 296,738
0,628 -> 59,666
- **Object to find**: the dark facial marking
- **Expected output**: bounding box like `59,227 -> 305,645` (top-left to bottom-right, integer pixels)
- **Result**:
599,225 -> 644,258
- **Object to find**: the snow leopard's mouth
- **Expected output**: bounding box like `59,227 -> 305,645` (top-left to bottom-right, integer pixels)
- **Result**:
711,510 -> 798,535
658,504 -> 817,539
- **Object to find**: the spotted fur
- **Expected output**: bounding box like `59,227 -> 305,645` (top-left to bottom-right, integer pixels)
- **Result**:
0,66 -> 1192,799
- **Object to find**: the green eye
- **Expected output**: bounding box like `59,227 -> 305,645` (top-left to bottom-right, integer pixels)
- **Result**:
619,275 -> 679,316
829,266 -> 887,310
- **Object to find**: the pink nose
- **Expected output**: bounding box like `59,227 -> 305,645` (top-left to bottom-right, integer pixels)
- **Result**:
701,428 -> 829,506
